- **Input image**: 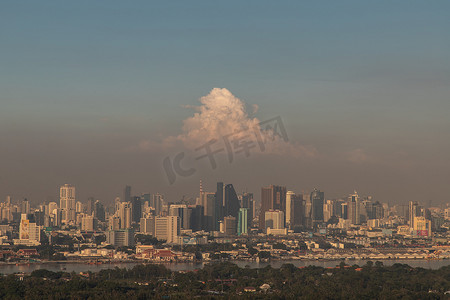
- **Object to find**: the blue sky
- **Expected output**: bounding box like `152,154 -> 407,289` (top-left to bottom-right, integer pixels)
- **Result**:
1,1 -> 449,205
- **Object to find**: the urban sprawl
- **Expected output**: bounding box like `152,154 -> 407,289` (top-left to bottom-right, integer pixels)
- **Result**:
1,182 -> 450,265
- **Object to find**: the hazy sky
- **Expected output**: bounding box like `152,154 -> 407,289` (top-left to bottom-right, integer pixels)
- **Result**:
1,1 -> 449,207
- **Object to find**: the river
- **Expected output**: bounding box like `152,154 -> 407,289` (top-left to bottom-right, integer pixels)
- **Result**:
1,259 -> 449,275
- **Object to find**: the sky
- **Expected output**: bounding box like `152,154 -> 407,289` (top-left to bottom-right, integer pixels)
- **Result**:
1,1 -> 449,207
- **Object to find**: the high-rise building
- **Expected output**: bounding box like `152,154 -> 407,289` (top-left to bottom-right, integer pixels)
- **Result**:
224,184 -> 240,219
413,216 -> 432,237
140,215 -> 155,235
106,229 -> 134,247
60,184 -> 76,224
200,192 -> 215,231
108,216 -> 120,231
131,196 -> 142,223
241,193 -> 254,224
223,215 -> 237,236
311,188 -> 324,227
14,214 -> 41,246
265,210 -> 285,231
286,191 -> 295,228
119,202 -> 132,229
214,182 -> 225,230
94,200 -> 105,222
237,208 -> 248,235
86,197 -> 95,215
21,199 -> 30,215
189,205 -> 204,232
259,185 -> 286,230
152,194 -> 164,216
154,216 -> 180,243
124,185 -> 131,203
169,204 -> 191,229
347,191 -> 360,225
81,214 -> 96,231
323,200 -> 334,223
409,201 -> 420,229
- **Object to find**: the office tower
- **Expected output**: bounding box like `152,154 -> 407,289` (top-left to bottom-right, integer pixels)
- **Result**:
86,197 -> 94,215
409,201 -> 420,228
189,205 -> 204,232
286,191 -> 294,228
152,193 -> 164,216
119,202 -> 132,229
76,201 -> 83,213
21,199 -> 30,214
60,184 -> 76,224
52,209 -> 62,227
199,192 -> 214,231
311,188 -> 324,227
108,216 -> 121,231
34,211 -> 45,226
140,215 -> 155,235
154,216 -> 180,243
366,201 -> 384,220
347,191 -> 360,225
323,200 -> 334,223
47,202 -> 57,216
291,193 -> 304,229
169,204 -> 190,229
94,200 -> 105,222
81,215 -> 96,231
131,196 -> 142,223
223,216 -> 237,236
241,193 -> 254,223
237,208 -> 248,235
106,229 -> 134,247
15,214 -> 41,246
259,185 -> 286,230
141,193 -> 151,209
215,182 -> 225,230
124,185 -> 131,203
413,216 -> 432,237
224,184 -> 240,219
265,210 -> 285,231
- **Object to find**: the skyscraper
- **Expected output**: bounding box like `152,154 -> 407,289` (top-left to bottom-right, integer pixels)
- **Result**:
131,196 -> 142,223
123,185 -> 131,203
94,200 -> 105,222
259,185 -> 286,230
60,184 -> 76,224
409,201 -> 420,228
237,208 -> 248,235
119,202 -> 132,229
286,191 -> 295,228
224,184 -> 240,219
311,188 -> 324,227
152,194 -> 164,216
347,191 -> 360,225
201,192 -> 215,231
214,182 -> 225,230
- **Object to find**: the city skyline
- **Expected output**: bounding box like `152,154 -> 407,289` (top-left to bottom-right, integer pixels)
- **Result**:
1,1 -> 449,206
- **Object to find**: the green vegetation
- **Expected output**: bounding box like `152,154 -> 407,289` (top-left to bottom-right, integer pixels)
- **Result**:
1,262 -> 450,299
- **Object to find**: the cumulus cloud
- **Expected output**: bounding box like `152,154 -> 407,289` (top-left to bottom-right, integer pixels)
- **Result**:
130,88 -> 317,158
166,88 -> 317,158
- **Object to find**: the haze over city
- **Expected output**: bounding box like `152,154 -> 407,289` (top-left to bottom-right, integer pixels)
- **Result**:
1,1 -> 449,206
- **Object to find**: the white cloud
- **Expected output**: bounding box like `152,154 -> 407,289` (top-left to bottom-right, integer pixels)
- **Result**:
130,88 -> 317,158
167,88 -> 317,158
